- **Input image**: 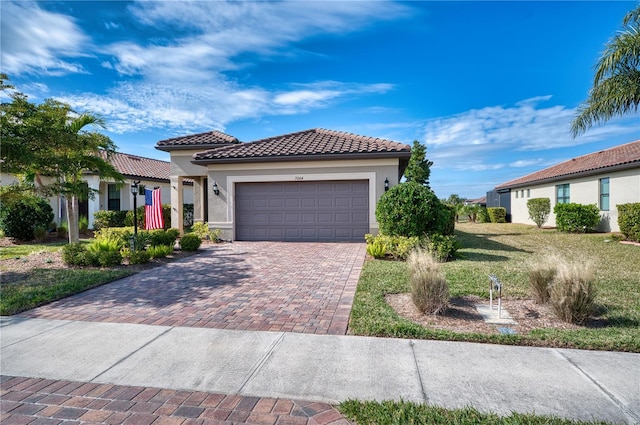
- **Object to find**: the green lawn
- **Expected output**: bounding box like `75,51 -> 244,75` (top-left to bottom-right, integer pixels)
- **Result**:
349,222 -> 640,352
339,400 -> 612,425
0,240 -> 132,315
0,240 -> 67,260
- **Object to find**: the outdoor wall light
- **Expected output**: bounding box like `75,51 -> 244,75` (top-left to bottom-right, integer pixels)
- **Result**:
212,181 -> 220,196
384,178 -> 389,192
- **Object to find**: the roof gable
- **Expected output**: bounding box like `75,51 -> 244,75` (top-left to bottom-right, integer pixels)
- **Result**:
496,140 -> 640,189
156,130 -> 241,151
192,128 -> 411,164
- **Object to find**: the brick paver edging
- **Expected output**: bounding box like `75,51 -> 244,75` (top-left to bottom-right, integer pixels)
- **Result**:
0,376 -> 350,425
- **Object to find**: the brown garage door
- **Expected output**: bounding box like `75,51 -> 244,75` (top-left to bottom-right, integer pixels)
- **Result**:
235,180 -> 369,242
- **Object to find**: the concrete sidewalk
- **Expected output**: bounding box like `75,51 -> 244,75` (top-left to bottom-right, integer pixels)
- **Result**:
1,317 -> 639,424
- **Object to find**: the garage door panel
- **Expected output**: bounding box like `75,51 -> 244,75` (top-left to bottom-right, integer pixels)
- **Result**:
236,181 -> 368,242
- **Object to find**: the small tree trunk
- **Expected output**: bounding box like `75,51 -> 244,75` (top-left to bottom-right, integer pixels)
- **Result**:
67,195 -> 80,243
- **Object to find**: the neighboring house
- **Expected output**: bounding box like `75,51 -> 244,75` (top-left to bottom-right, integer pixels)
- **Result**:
1,151 -> 194,230
490,140 -> 640,232
466,196 -> 487,207
157,128 -> 411,241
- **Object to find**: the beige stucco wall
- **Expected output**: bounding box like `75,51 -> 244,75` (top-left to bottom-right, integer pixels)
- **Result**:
508,167 -> 639,232
196,158 -> 401,241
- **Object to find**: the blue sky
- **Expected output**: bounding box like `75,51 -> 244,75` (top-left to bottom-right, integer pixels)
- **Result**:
2,1 -> 638,199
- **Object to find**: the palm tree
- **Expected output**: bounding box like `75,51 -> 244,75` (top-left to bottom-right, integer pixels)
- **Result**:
571,5 -> 640,137
61,113 -> 123,243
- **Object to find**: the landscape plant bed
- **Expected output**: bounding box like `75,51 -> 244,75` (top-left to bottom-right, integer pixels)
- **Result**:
0,238 -> 202,316
349,223 -> 640,352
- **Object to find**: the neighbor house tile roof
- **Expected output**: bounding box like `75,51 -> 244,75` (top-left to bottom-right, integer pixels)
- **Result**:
96,151 -> 171,182
496,140 -> 640,189
156,130 -> 241,151
191,128 -> 411,164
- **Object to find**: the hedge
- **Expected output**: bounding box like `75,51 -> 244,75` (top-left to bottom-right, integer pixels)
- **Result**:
617,203 -> 640,241
487,207 -> 506,223
553,203 -> 600,233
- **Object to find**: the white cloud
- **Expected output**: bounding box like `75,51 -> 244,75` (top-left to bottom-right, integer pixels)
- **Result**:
0,1 -> 89,76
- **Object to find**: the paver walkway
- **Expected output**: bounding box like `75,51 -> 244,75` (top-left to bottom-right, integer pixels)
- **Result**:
19,242 -> 366,335
0,376 -> 349,425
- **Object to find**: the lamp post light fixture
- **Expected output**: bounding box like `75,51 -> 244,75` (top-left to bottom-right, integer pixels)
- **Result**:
130,180 -> 141,238
384,178 -> 389,192
212,181 -> 220,196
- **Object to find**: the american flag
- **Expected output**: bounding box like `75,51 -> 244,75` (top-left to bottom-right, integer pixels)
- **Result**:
144,188 -> 164,230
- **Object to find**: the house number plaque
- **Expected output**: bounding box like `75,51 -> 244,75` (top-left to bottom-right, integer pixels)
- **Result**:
295,176 -> 304,180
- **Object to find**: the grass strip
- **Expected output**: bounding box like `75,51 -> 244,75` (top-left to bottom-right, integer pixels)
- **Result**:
338,400 -> 612,425
0,268 -> 133,315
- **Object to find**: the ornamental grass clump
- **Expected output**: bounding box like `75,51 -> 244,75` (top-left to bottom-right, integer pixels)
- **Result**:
528,253 -> 558,304
549,260 -> 597,325
407,248 -> 449,315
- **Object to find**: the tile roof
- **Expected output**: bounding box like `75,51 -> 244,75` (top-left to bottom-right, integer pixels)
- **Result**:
496,140 -> 640,189
96,151 -> 170,181
156,130 -> 241,151
192,128 -> 411,164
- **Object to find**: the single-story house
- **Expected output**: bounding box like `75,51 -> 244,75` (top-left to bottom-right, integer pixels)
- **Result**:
156,128 -> 411,241
489,140 -> 640,232
1,151 -> 194,230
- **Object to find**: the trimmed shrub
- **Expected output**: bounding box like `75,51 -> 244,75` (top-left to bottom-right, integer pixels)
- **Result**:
487,207 -> 507,223
527,198 -> 551,228
554,203 -> 600,233
617,203 -> 640,242
0,195 -> 54,241
94,227 -> 134,248
148,229 -> 178,247
147,244 -> 173,259
62,243 -> 95,266
95,251 -> 122,267
407,248 -> 449,315
57,222 -> 68,239
375,182 -> 441,237
190,222 -> 221,241
477,207 -> 490,223
33,226 -> 47,242
93,210 -> 127,230
549,261 -> 597,325
127,249 -> 150,265
434,203 -> 455,235
421,234 -> 459,262
179,233 -> 202,251
124,206 -> 145,229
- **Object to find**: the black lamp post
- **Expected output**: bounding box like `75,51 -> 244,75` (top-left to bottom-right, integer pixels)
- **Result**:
130,180 -> 141,236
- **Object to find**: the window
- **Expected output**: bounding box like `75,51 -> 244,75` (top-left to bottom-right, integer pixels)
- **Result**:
527,189 -> 531,198
600,178 -> 610,211
520,190 -> 524,198
556,184 -> 570,204
515,191 -> 519,199
107,184 -> 121,211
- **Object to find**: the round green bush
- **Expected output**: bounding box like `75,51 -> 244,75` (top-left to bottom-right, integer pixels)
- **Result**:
375,181 -> 441,237
0,195 -> 54,241
179,233 -> 202,251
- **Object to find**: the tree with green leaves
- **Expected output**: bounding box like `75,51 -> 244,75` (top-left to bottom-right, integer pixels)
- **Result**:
443,194 -> 467,222
527,198 -> 551,228
404,140 -> 433,187
571,5 -> 640,137
1,74 -> 124,243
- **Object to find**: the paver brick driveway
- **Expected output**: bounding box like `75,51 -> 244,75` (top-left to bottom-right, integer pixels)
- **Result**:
20,242 -> 366,335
